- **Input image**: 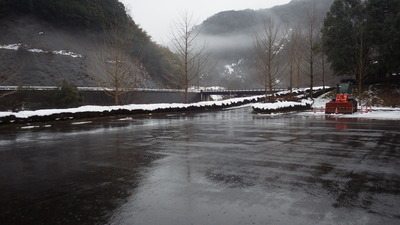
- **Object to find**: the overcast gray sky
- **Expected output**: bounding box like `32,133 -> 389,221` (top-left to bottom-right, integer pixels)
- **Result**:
120,0 -> 292,44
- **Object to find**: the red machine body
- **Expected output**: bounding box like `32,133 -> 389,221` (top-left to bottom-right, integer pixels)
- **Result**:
325,83 -> 357,114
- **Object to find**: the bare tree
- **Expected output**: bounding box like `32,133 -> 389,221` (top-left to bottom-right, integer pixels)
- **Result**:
253,17 -> 284,102
301,0 -> 322,98
315,39 -> 334,90
170,12 -> 209,103
284,24 -> 303,92
318,51 -> 329,89
353,25 -> 371,96
88,23 -> 147,105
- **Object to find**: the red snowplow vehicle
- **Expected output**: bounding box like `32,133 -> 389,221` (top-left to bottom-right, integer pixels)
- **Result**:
325,83 -> 358,114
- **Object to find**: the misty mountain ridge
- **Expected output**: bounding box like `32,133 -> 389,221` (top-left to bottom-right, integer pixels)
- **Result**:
201,0 -> 333,36
198,0 -> 335,88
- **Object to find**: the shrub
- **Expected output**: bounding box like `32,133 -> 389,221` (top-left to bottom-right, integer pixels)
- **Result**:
55,80 -> 82,108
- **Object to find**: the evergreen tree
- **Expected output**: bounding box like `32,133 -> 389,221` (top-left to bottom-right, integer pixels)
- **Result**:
55,80 -> 83,108
322,0 -> 400,87
321,0 -> 371,92
322,0 -> 362,75
365,0 -> 400,77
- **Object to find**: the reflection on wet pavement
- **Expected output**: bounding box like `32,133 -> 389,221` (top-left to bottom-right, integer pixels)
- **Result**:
1,107 -> 399,225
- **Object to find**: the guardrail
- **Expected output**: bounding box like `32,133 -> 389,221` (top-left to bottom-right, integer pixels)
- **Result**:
0,86 -> 287,93
0,86 -> 59,91
0,86 -> 199,93
200,88 -> 287,93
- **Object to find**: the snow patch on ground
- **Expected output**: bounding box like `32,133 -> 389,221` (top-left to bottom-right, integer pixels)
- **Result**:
210,95 -> 224,101
202,86 -> 226,91
224,59 -> 243,75
21,125 -> 40,129
0,43 -> 83,58
252,99 -> 312,110
301,108 -> 400,120
0,43 -> 20,50
312,92 -> 332,108
71,121 -> 93,125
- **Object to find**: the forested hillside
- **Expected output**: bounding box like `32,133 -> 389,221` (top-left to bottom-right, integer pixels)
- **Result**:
0,0 -> 179,87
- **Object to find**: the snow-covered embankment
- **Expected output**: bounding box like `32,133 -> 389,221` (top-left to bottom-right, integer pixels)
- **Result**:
251,87 -> 327,114
0,95 -> 263,125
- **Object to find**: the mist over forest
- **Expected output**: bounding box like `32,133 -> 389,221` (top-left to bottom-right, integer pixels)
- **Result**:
196,0 -> 335,89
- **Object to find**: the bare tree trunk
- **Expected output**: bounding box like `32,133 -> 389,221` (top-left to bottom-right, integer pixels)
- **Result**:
301,0 -> 322,99
321,54 -> 326,90
88,23 -> 147,105
315,31 -> 333,91
295,53 -> 302,89
318,52 -> 334,91
253,17 -> 284,103
170,12 -> 210,103
353,27 -> 371,103
285,25 -> 300,91
310,44 -> 314,97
